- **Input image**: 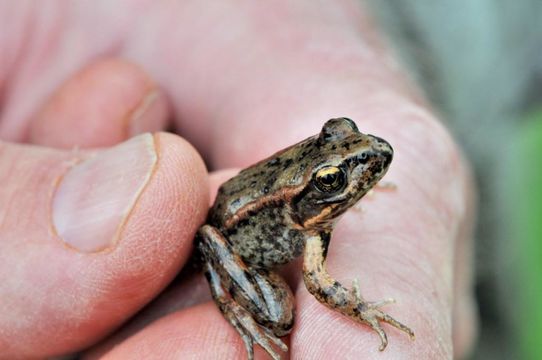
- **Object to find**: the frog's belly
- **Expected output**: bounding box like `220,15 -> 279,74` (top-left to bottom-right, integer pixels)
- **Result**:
225,211 -> 306,268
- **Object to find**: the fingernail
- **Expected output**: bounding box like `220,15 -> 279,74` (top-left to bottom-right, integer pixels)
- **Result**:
53,134 -> 157,252
128,89 -> 169,135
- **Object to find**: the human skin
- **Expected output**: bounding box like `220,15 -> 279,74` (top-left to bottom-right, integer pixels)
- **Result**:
0,1 -> 476,359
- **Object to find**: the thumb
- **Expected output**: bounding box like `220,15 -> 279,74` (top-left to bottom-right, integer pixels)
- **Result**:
0,133 -> 208,358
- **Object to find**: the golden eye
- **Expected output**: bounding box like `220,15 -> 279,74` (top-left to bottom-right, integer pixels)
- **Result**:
314,166 -> 346,192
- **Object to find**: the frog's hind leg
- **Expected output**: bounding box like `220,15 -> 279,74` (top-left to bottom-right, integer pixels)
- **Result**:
197,225 -> 292,360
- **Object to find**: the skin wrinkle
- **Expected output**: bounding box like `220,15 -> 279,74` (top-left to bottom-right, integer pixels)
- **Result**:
319,228 -> 445,345
1,145 -> 57,234
379,207 -> 456,314
351,132 -> 459,284
388,120 -> 465,229
0,163 -> 16,233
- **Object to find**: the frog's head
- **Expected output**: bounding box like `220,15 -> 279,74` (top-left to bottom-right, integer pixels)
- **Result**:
293,117 -> 393,229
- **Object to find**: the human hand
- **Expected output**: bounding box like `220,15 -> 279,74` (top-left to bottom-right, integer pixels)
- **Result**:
0,1 -> 476,359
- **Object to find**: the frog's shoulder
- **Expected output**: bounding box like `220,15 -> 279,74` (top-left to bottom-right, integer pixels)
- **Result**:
210,135 -> 320,227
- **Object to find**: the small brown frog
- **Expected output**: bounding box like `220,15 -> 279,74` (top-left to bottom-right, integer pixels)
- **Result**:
196,118 -> 414,359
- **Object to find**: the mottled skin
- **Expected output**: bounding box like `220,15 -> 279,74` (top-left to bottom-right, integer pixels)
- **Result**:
196,118 -> 414,359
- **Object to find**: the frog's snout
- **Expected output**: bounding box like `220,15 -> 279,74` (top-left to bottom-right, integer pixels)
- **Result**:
368,135 -> 394,167
382,149 -> 393,168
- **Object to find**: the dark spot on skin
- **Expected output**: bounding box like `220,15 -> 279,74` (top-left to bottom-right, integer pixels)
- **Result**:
357,152 -> 370,165
336,297 -> 348,308
383,152 -> 393,167
282,158 -> 293,170
282,319 -> 294,332
270,223 -> 282,234
331,144 -> 337,150
373,162 -> 384,174
324,286 -> 337,297
268,158 -> 280,166
321,232 -> 331,259
370,135 -> 387,145
203,270 -> 212,282
341,142 -> 351,150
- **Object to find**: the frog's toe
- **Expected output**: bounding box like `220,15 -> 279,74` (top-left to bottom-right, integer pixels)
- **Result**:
262,326 -> 289,352
226,302 -> 287,360
246,324 -> 286,360
239,331 -> 254,360
377,310 -> 416,341
355,300 -> 415,351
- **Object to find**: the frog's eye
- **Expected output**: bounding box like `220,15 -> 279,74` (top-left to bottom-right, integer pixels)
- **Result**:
314,166 -> 346,193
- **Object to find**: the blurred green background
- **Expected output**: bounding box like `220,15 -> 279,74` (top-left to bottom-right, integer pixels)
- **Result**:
511,113 -> 542,360
367,1 -> 542,359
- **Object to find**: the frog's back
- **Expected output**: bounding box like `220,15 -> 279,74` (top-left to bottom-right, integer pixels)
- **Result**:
210,135 -> 320,228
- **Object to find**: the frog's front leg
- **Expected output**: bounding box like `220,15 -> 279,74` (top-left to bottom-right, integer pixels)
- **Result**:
197,225 -> 293,360
302,232 -> 415,351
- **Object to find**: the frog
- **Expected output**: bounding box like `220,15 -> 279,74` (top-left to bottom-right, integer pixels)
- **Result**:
196,117 -> 414,359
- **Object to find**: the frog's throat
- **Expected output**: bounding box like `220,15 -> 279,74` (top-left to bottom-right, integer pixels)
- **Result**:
301,204 -> 340,229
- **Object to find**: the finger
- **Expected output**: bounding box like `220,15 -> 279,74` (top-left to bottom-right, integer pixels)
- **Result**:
0,132 -> 208,358
83,169 -> 239,359
29,59 -> 169,148
85,303 -> 249,360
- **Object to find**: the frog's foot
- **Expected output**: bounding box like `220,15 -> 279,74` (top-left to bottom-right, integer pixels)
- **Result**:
198,225 -> 292,360
375,181 -> 397,191
366,181 -> 397,199
223,300 -> 288,360
350,279 -> 415,351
